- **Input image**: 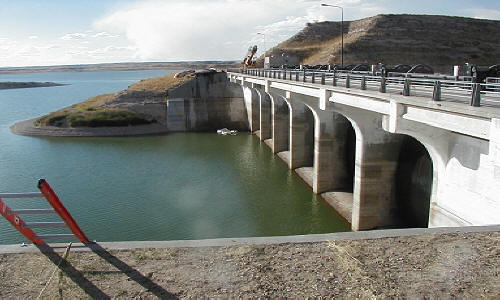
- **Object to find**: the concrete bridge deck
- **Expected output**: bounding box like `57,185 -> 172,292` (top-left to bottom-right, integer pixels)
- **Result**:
228,69 -> 500,231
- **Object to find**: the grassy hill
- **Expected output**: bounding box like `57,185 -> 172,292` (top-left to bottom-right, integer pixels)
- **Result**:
259,14 -> 500,73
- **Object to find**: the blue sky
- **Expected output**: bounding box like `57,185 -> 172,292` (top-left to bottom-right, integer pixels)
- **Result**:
0,0 -> 499,67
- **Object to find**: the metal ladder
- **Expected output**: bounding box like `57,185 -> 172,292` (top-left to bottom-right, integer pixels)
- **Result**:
0,179 -> 90,245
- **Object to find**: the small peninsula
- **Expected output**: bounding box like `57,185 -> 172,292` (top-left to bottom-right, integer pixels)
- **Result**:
35,71 -> 194,128
0,81 -> 66,90
10,69 -> 248,137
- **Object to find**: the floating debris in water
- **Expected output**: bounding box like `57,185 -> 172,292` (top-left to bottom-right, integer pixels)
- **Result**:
217,128 -> 238,135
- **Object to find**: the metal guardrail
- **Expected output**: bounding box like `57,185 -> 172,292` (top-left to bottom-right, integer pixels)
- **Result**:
228,68 -> 500,107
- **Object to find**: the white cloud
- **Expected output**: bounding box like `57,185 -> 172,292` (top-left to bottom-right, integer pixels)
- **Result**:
95,0 -> 371,61
28,35 -> 39,39
94,0 -> 385,61
87,45 -> 137,55
60,32 -> 88,40
92,31 -> 120,38
464,8 -> 500,20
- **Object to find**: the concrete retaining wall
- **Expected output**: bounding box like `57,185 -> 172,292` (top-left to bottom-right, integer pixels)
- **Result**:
166,72 -> 249,132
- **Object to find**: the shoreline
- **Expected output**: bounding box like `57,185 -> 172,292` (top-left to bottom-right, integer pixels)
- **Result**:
0,81 -> 66,90
10,118 -> 170,137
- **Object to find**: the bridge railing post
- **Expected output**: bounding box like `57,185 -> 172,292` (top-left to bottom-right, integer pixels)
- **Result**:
273,71 -> 277,79
278,70 -> 281,79
321,73 -> 325,85
432,80 -> 441,101
295,71 -> 299,81
312,72 -> 316,84
333,71 -> 337,86
403,78 -> 411,96
345,74 -> 350,88
361,76 -> 367,90
303,71 -> 306,82
380,77 -> 386,93
471,83 -> 482,107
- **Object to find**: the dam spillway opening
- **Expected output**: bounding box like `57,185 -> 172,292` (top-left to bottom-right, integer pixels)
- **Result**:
395,136 -> 433,228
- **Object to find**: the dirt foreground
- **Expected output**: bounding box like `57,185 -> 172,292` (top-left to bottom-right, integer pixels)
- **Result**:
0,231 -> 498,299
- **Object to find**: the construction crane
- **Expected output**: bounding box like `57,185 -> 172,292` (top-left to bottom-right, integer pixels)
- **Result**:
242,45 -> 258,68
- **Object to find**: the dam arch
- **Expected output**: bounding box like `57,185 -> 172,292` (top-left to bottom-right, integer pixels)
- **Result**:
394,135 -> 433,228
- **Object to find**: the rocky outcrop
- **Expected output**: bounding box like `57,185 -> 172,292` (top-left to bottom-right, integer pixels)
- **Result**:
261,14 -> 500,73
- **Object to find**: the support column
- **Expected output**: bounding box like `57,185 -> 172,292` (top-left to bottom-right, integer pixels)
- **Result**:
259,91 -> 272,141
351,118 -> 405,231
271,94 -> 289,153
313,111 -> 353,194
289,100 -> 314,169
243,87 -> 260,132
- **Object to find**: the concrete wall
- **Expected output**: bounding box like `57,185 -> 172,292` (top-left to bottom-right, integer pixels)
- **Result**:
166,72 -> 249,132
430,132 -> 499,226
129,103 -> 167,125
229,72 -> 500,230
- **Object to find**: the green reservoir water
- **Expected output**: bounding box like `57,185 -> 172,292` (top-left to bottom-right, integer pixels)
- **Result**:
0,70 -> 349,245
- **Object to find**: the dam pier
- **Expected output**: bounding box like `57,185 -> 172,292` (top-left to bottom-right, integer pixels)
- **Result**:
228,69 -> 500,231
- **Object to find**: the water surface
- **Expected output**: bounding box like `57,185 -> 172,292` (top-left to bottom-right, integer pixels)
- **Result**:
0,70 -> 348,244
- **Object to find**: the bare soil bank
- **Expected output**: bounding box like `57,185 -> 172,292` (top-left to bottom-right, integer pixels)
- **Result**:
261,14 -> 500,73
0,231 -> 498,298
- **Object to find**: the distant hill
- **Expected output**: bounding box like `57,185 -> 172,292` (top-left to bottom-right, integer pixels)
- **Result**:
259,14 -> 500,73
0,61 -> 239,74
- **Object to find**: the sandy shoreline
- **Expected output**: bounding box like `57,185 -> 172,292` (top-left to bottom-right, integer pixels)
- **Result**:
10,118 -> 170,137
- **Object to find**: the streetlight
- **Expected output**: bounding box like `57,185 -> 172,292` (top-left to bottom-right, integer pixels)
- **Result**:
321,3 -> 343,68
257,32 -> 266,56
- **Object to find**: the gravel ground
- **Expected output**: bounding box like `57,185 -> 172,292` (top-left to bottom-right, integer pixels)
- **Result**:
0,232 -> 498,299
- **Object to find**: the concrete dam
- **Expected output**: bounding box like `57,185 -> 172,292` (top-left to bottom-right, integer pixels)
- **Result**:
19,70 -> 495,232
194,69 -> 500,232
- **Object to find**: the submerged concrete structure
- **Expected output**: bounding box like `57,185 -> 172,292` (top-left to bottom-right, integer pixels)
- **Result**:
228,70 -> 500,231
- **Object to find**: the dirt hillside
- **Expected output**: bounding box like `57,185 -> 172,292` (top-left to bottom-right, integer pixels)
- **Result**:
260,14 -> 500,73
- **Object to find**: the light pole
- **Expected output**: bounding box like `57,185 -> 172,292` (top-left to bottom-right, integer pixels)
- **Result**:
257,32 -> 266,56
321,3 -> 343,68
